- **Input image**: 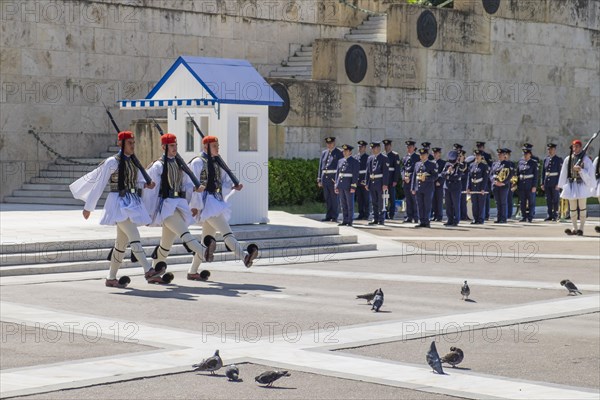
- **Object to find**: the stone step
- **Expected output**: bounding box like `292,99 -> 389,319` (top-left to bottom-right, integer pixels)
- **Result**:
100,152 -> 119,158
3,197 -> 98,206
351,27 -> 386,35
290,56 -> 312,62
275,66 -> 312,73
0,243 -> 378,276
363,19 -> 387,26
0,226 -> 341,254
47,164 -> 97,172
269,71 -> 313,78
21,183 -> 98,191
30,177 -> 78,184
344,33 -> 387,42
367,15 -> 386,21
0,234 -> 358,266
55,158 -> 104,165
300,45 -> 313,51
38,169 -> 88,179
286,60 -> 313,67
295,50 -> 313,57
11,189 -> 108,199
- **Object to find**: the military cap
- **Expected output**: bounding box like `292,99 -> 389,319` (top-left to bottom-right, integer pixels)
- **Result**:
405,139 -> 416,146
341,144 -> 354,151
459,149 -> 467,156
504,148 -> 512,154
546,143 -> 557,148
432,147 -> 442,153
522,147 -> 532,154
418,148 -> 429,155
357,140 -> 368,146
447,150 -> 458,161
370,141 -> 381,147
421,142 -> 431,148
476,141 -> 486,147
324,136 -> 336,143
453,143 -> 464,150
382,139 -> 393,145
496,148 -> 505,153
473,149 -> 483,155
522,142 -> 534,149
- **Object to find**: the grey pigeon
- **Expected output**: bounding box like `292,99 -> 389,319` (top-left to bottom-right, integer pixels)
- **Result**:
192,349 -> 223,374
356,290 -> 377,304
255,370 -> 291,387
461,280 -> 470,300
225,364 -> 239,381
426,341 -> 444,374
560,279 -> 582,295
371,288 -> 384,312
441,347 -> 464,368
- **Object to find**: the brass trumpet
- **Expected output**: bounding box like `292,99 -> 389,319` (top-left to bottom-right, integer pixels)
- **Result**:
510,175 -> 518,192
495,167 -> 510,183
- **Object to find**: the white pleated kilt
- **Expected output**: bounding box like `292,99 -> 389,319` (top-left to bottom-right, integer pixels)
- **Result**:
99,192 -> 152,226
560,181 -> 595,200
150,198 -> 195,227
194,194 -> 232,224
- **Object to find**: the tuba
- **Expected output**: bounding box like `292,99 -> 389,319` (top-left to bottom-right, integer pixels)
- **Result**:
495,167 -> 510,183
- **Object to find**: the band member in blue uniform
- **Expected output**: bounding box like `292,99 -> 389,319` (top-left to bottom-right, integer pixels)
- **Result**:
522,143 -> 540,219
454,144 -> 470,221
318,136 -> 343,222
382,139 -> 401,220
490,148 -> 513,223
354,140 -> 371,220
401,140 -> 420,223
467,150 -> 489,225
476,141 -> 492,220
365,141 -> 389,225
335,144 -> 360,226
442,150 -> 463,226
504,148 -> 516,219
517,147 -> 539,223
421,142 -> 434,161
411,148 -> 438,228
431,147 -> 445,221
541,143 -> 563,221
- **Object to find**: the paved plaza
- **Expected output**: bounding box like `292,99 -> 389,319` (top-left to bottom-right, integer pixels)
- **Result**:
1,205 -> 599,399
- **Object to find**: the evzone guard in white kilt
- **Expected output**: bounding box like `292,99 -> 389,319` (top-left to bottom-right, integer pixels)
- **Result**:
187,135 -> 258,281
70,131 -> 158,288
142,133 -> 206,283
558,139 -> 595,236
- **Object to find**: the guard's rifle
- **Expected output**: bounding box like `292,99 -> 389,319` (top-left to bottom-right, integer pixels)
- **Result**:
573,130 -> 599,168
102,102 -> 152,185
186,112 -> 240,186
150,118 -> 201,189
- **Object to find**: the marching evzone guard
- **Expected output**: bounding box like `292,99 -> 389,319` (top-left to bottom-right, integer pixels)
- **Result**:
558,139 -> 595,236
431,147 -> 445,222
318,137 -> 344,222
516,147 -> 539,223
354,140 -> 371,220
335,144 -> 360,226
383,139 -> 401,220
475,142 -> 493,221
541,143 -> 563,221
490,148 -> 513,224
466,150 -> 489,225
442,151 -> 463,226
401,140 -> 420,223
142,133 -> 207,283
594,153 -> 600,233
187,136 -> 258,277
365,141 -> 389,225
70,131 -> 158,288
411,148 -> 438,228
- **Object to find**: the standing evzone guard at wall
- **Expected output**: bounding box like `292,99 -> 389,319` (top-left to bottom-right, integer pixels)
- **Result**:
516,147 -> 539,223
142,133 -> 207,283
382,139 -> 401,220
188,135 -> 258,277
442,150 -> 463,227
411,148 -> 438,228
70,131 -> 159,288
466,150 -> 489,225
558,139 -> 595,236
541,143 -> 563,221
335,144 -> 360,226
401,140 -> 420,223
593,151 -> 600,233
354,140 -> 371,220
490,148 -> 513,224
318,137 -> 344,222
431,147 -> 445,222
365,141 -> 389,225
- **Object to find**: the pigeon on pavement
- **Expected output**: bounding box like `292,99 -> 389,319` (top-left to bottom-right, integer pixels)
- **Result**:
371,288 -> 384,312
225,364 -> 239,381
560,279 -> 582,295
192,349 -> 223,374
426,341 -> 444,374
461,280 -> 470,300
255,370 -> 291,387
356,290 -> 377,304
441,347 -> 464,367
